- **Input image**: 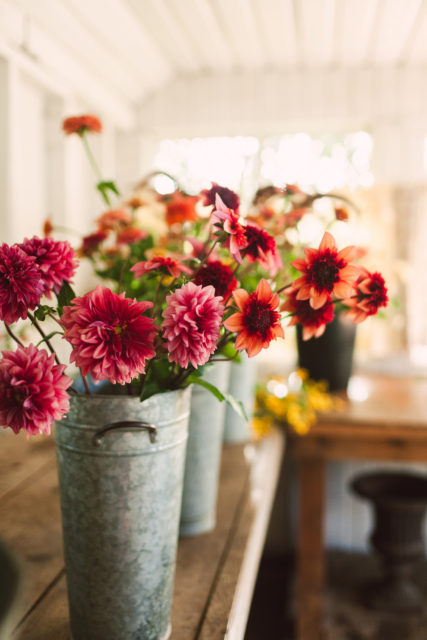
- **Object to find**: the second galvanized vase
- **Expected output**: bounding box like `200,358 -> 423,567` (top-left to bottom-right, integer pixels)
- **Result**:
179,361 -> 231,537
54,387 -> 191,640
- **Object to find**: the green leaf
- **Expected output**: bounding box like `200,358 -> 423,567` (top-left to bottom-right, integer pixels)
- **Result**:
56,281 -> 76,314
96,180 -> 120,197
222,391 -> 248,421
186,375 -> 248,420
36,331 -> 62,347
34,305 -> 55,321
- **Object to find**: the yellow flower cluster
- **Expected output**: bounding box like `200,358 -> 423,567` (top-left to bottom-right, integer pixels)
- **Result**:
253,369 -> 339,437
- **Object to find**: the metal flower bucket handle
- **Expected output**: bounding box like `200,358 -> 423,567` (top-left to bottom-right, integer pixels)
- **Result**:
92,421 -> 158,447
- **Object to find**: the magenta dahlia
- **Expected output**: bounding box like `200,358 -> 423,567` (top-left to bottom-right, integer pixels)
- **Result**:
162,282 -> 224,368
0,345 -> 72,436
19,236 -> 77,297
242,224 -> 283,276
193,260 -> 237,300
60,286 -> 157,384
201,183 -> 240,211
0,243 -> 44,324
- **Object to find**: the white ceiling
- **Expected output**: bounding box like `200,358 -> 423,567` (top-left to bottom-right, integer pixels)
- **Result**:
2,0 -> 427,125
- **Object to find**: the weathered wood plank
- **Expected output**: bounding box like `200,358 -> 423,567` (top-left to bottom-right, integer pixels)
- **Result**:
14,572 -> 69,640
204,431 -> 285,640
171,443 -> 250,639
0,461 -> 64,629
0,432 -> 55,502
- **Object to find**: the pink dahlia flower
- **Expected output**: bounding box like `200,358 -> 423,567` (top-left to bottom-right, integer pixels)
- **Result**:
211,195 -> 248,264
0,243 -> 44,324
162,282 -> 224,368
60,286 -> 157,384
19,236 -> 78,297
0,345 -> 72,436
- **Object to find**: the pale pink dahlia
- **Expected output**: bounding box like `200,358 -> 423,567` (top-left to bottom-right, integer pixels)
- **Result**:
0,345 -> 72,436
0,243 -> 44,324
162,282 -> 224,368
60,286 -> 157,384
19,236 -> 78,297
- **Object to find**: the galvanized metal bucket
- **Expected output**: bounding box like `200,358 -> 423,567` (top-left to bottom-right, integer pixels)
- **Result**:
179,362 -> 231,537
223,352 -> 257,443
54,387 -> 191,640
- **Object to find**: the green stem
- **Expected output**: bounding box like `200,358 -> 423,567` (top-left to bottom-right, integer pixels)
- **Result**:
4,323 -> 24,348
27,312 -> 61,365
81,133 -> 111,207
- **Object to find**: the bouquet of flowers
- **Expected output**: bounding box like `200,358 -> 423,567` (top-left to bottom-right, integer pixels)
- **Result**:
0,114 -> 388,438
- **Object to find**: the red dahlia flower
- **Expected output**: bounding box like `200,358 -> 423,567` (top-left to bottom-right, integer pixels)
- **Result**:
162,282 -> 224,368
116,228 -> 147,245
342,268 -> 388,323
211,195 -> 248,264
193,260 -> 237,300
0,244 -> 44,324
61,286 -> 157,384
242,224 -> 283,276
281,290 -> 334,340
131,256 -> 192,279
201,183 -> 240,211
0,344 -> 72,436
79,230 -> 108,257
224,279 -> 284,357
62,115 -> 102,136
291,232 -> 360,309
19,236 -> 77,297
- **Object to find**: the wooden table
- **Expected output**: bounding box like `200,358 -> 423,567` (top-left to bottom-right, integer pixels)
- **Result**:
0,426 -> 284,640
288,373 -> 427,640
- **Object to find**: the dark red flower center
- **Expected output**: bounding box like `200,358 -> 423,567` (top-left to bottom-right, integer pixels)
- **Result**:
244,298 -> 280,339
194,261 -> 237,298
308,251 -> 345,292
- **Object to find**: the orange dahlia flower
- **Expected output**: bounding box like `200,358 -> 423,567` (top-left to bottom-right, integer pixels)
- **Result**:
224,279 -> 284,357
291,232 -> 360,309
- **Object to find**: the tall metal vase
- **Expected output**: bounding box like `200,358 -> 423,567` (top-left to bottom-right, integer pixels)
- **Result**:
180,361 -> 231,537
54,387 -> 192,640
223,352 -> 257,443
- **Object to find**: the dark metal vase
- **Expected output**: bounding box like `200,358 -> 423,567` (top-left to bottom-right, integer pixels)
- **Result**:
352,471 -> 427,613
296,313 -> 356,391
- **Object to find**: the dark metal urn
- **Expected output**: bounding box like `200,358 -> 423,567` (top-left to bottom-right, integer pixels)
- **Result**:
296,313 -> 356,392
352,471 -> 427,613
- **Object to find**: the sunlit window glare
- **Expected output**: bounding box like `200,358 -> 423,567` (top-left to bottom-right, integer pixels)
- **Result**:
154,131 -> 374,200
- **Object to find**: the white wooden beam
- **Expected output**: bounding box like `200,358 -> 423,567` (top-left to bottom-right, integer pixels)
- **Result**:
0,56 -> 20,243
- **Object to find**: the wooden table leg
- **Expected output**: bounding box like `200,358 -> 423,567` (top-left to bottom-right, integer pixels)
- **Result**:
296,457 -> 326,640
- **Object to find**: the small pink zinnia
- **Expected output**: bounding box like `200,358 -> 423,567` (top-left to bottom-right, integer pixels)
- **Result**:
162,282 -> 224,368
291,232 -> 360,309
281,289 -> 335,340
342,268 -> 388,323
60,286 -> 157,384
131,256 -> 192,279
0,243 -> 44,324
97,209 -> 132,230
242,224 -> 283,276
211,195 -> 248,264
224,279 -> 284,357
0,345 -> 72,436
19,236 -> 78,297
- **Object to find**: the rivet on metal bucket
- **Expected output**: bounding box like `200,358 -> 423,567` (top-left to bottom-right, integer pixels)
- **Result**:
92,421 -> 157,447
